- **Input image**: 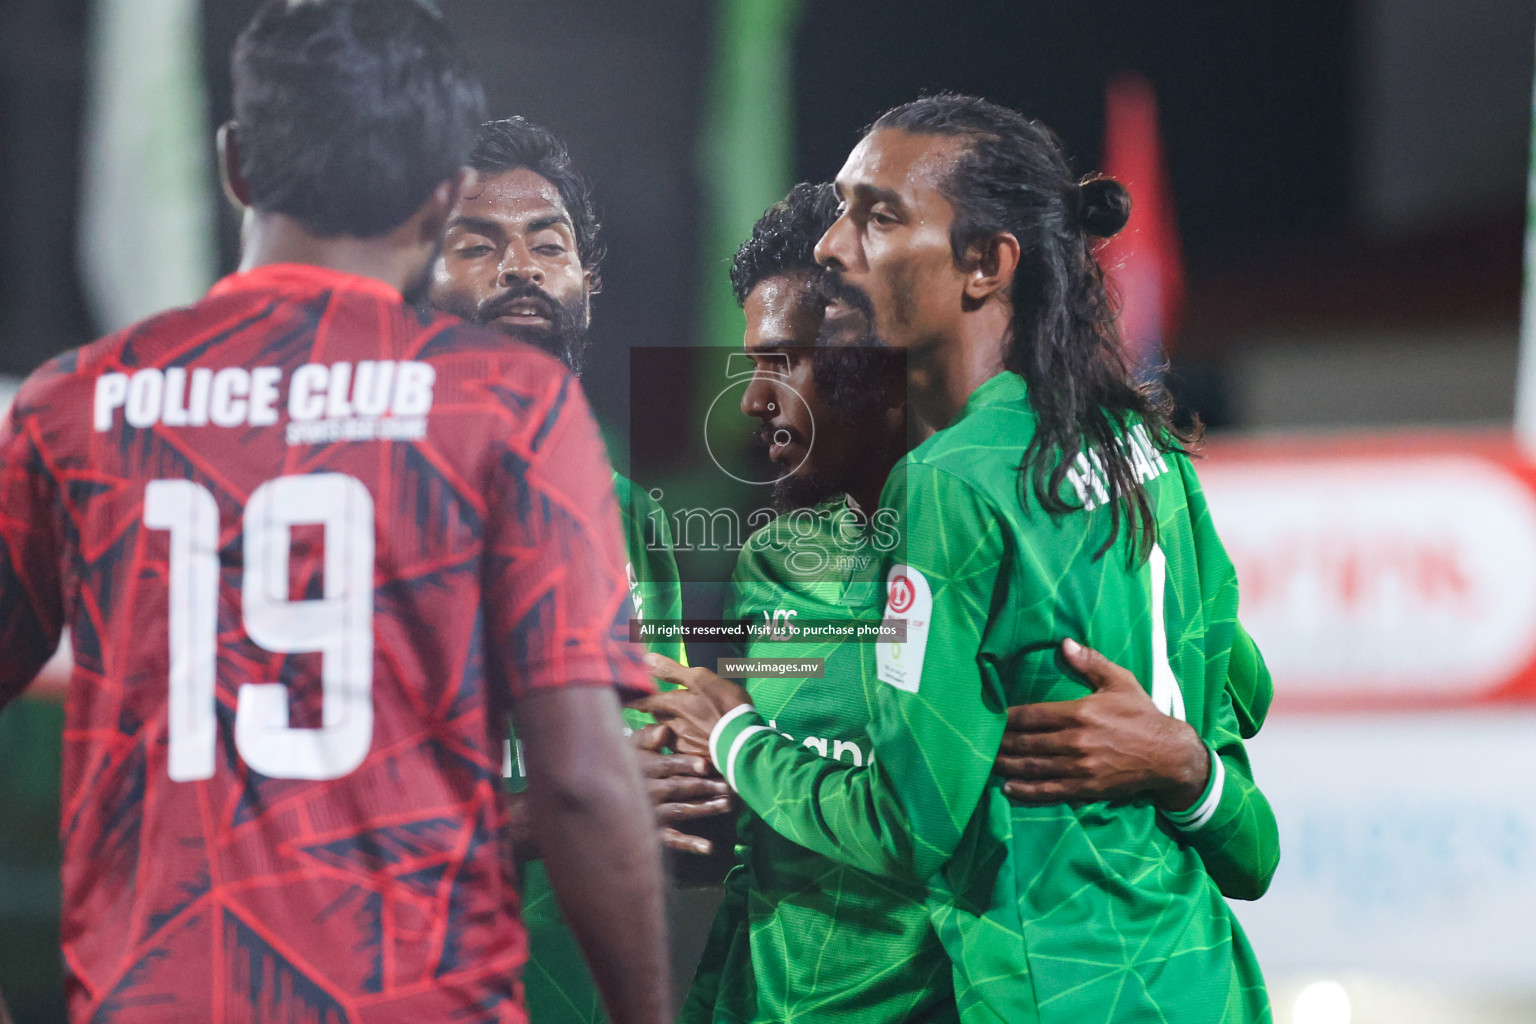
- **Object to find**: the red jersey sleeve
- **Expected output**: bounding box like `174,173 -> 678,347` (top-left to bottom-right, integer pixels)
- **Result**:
481,368 -> 651,703
0,371 -> 67,708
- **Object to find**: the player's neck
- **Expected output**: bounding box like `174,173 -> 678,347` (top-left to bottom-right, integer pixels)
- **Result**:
238,210 -> 427,297
908,308 -> 1009,432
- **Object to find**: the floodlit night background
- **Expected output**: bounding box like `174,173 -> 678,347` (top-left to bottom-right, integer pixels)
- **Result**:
3,2 -> 1536,1022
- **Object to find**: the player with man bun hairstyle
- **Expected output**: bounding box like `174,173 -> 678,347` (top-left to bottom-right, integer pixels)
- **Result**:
644,94 -> 1276,1024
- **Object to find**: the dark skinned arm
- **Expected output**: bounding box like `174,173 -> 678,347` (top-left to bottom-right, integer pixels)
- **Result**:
0,389 -> 66,713
996,639 -> 1280,900
995,639 -> 1209,809
514,685 -> 671,1024
630,721 -> 735,855
629,677 -> 740,759
504,721 -> 732,864
30,637 -> 70,701
641,643 -> 1279,901
504,790 -> 538,864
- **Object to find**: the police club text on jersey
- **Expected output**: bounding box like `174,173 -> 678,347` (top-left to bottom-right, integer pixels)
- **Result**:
92,360 -> 436,446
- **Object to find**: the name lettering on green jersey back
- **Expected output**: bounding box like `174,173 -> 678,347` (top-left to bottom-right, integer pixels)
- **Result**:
1066,424 -> 1171,511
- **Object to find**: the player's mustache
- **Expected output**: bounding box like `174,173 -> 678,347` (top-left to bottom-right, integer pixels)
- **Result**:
477,284 -> 560,325
755,422 -> 807,450
815,268 -> 876,323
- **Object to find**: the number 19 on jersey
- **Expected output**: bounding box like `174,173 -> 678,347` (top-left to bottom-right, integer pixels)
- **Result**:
144,473 -> 376,783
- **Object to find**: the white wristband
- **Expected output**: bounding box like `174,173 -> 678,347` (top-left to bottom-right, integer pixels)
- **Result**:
707,703 -> 757,776
1162,746 -> 1225,832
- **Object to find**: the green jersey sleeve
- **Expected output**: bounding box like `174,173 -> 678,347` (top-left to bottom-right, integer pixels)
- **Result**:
1160,681 -> 1280,900
709,462 -> 1006,882
613,471 -> 686,666
1227,619 -> 1271,739
1156,459 -> 1278,899
1180,458 -> 1270,737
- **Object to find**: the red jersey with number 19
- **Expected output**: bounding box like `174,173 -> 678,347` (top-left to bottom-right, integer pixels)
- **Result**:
0,263 -> 650,1024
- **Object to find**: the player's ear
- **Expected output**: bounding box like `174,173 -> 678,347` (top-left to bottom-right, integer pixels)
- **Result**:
216,121 -> 251,208
962,230 -> 1020,304
416,170 -> 466,247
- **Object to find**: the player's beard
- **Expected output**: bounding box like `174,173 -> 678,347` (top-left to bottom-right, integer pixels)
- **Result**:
772,466 -> 847,512
476,285 -> 590,374
756,422 -> 838,512
771,420 -> 904,513
770,343 -> 907,512
764,423 -> 883,514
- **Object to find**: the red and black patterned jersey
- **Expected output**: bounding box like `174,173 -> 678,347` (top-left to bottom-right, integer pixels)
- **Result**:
0,262 -> 650,1024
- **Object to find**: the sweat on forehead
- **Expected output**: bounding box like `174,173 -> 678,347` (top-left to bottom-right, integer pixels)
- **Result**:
840,130 -> 967,193
463,116 -> 604,284
765,270 -> 825,317
461,168 -> 567,211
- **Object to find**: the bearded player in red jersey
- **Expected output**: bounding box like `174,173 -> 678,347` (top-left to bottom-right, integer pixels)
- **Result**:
0,2 -> 670,1023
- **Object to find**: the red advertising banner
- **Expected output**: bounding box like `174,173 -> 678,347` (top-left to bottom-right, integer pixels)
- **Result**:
1200,430 -> 1536,711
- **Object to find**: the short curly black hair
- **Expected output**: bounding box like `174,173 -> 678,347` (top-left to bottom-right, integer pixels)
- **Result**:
469,117 -> 605,291
731,182 -> 839,307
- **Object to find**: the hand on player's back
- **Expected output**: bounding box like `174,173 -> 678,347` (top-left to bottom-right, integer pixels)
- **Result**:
630,722 -> 735,855
995,639 -> 1209,811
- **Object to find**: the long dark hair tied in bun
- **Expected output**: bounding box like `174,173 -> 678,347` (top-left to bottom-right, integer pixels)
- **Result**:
1076,175 -> 1131,238
872,94 -> 1191,562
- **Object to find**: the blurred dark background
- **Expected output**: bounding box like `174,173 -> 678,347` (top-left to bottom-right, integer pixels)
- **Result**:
5,1 -> 1530,426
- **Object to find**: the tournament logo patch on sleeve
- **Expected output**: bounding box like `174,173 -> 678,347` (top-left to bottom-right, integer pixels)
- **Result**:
876,565 -> 931,693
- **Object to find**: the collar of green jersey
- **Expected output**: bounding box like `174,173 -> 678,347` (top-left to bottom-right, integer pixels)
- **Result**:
958,370 -> 1028,419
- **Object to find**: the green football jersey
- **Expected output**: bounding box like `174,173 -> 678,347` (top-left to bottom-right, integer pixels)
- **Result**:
512,472 -> 685,1024
681,499 -> 956,1024
1191,617 -> 1277,900
708,372 -> 1274,1024
611,473 -> 689,669
1227,619 -> 1271,740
